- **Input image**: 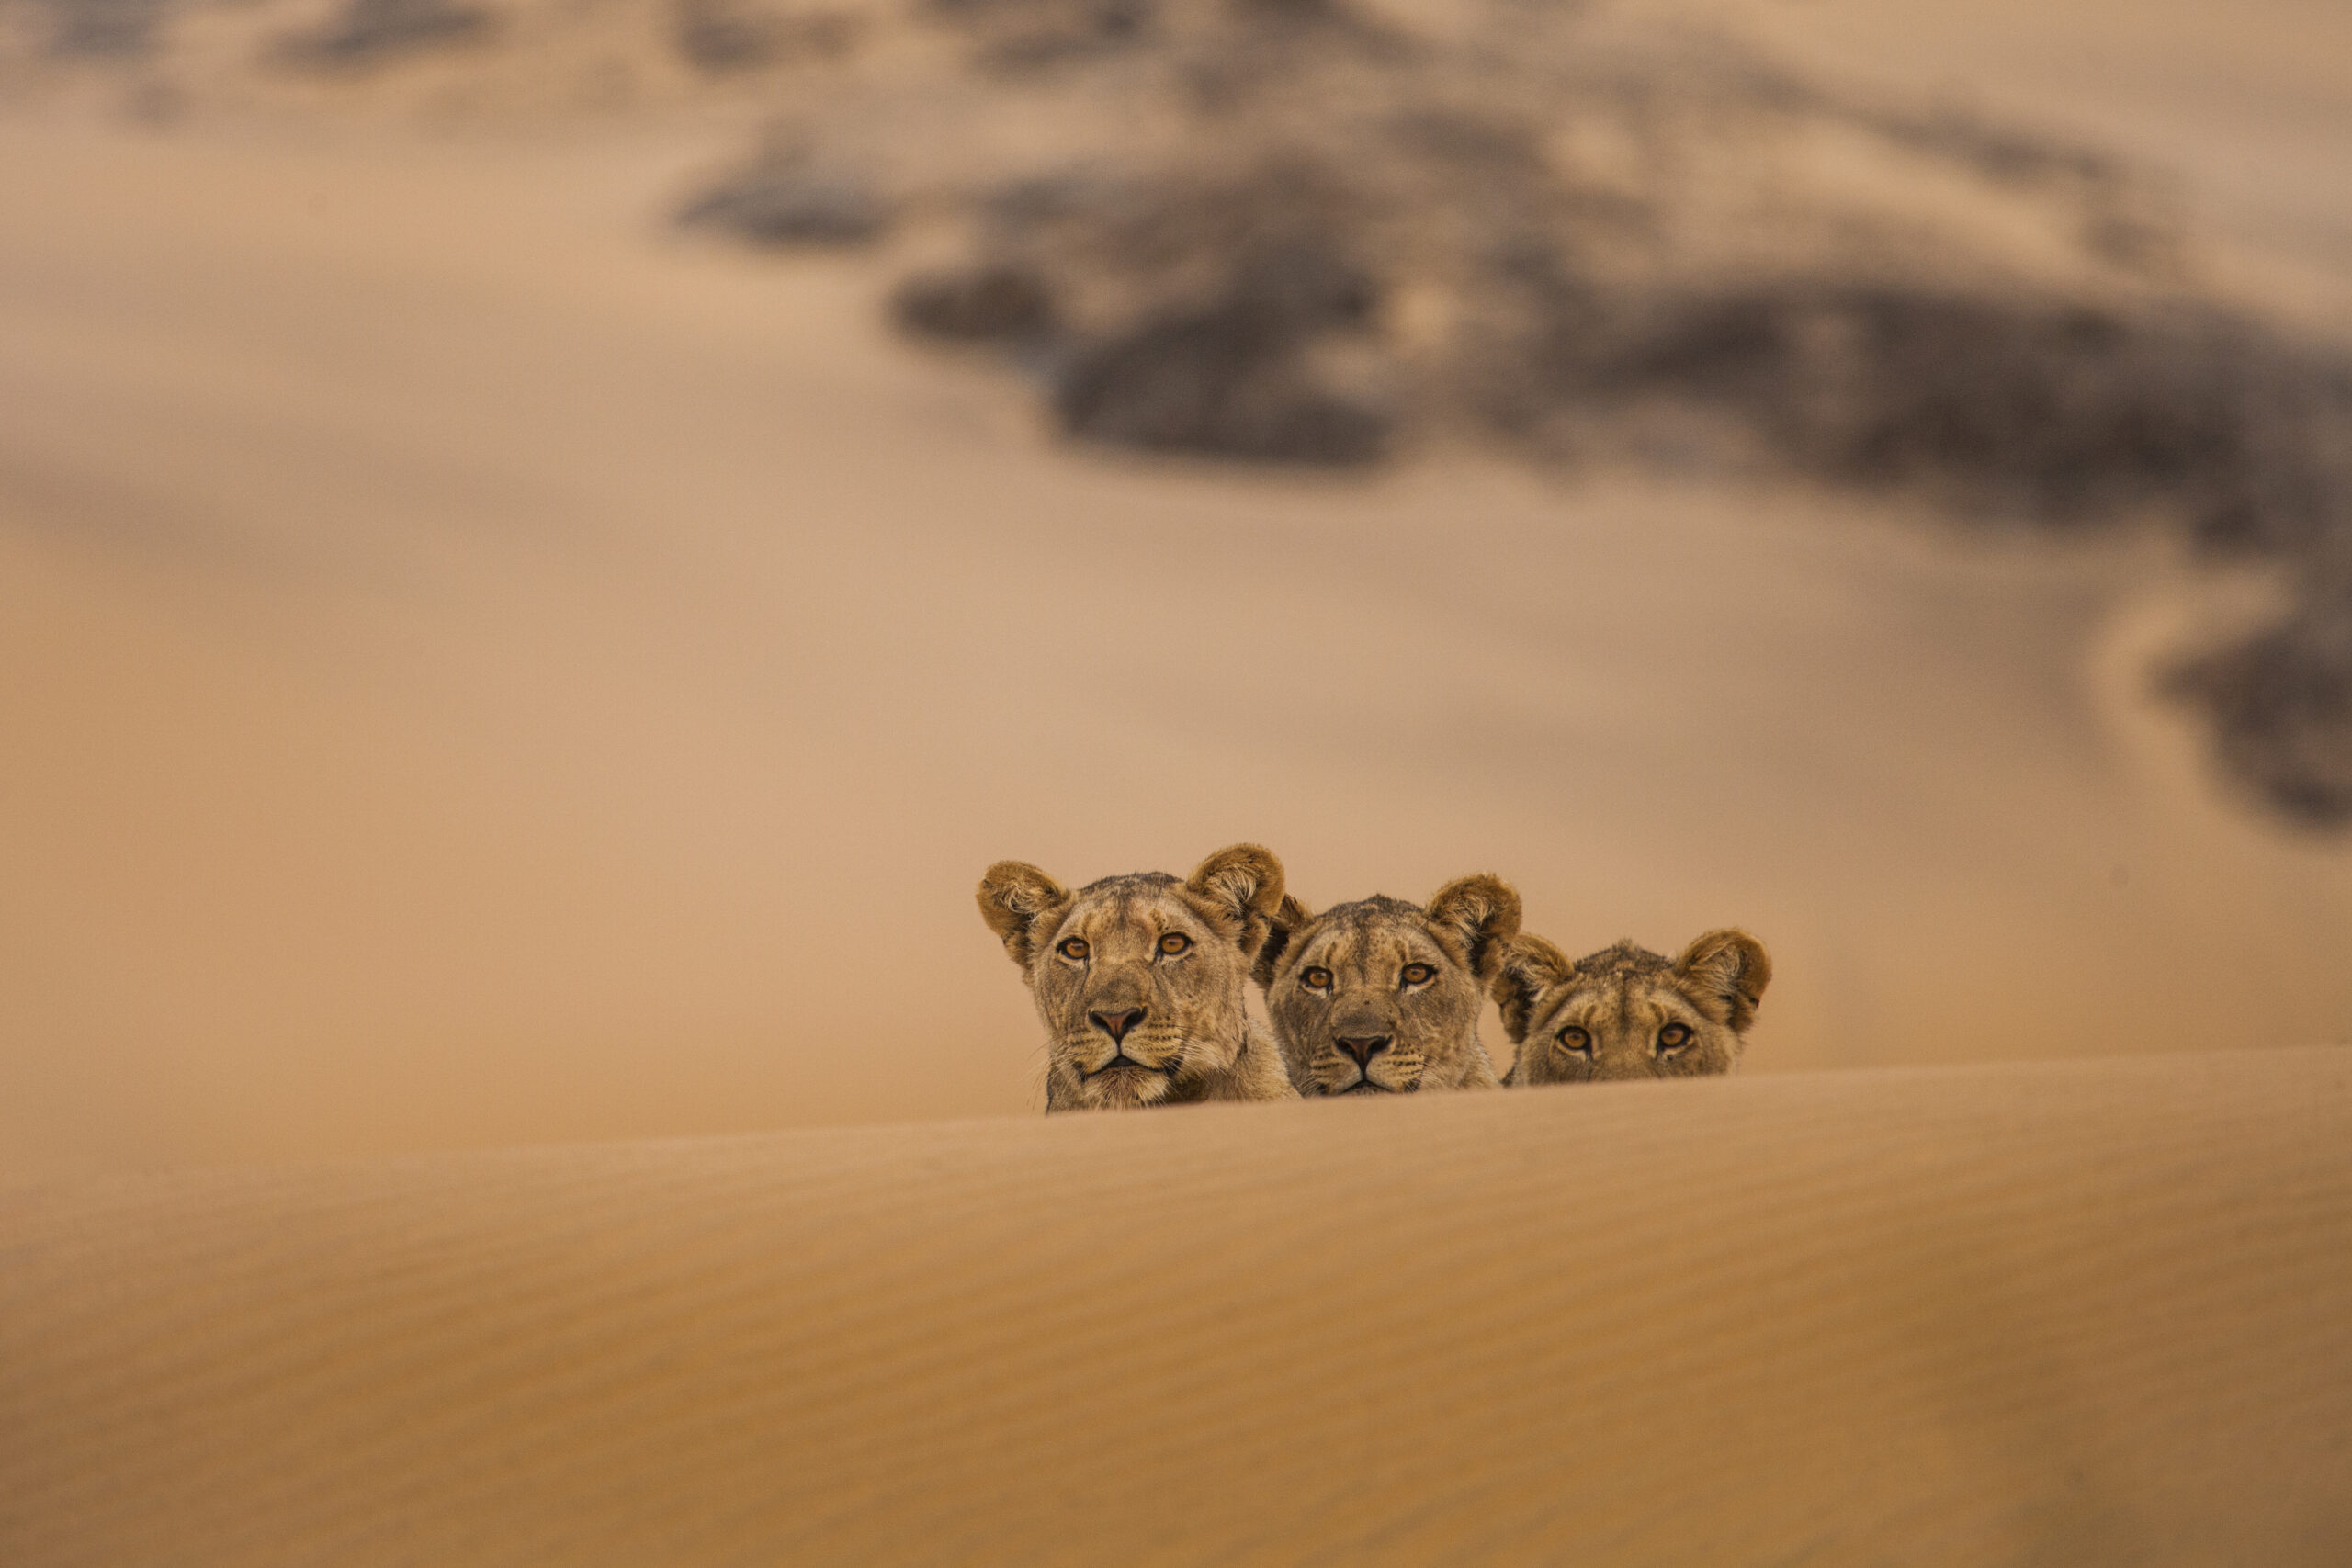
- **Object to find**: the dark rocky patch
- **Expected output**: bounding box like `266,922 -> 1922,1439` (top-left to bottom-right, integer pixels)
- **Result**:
892,265 -> 1059,343
673,0 -> 861,73
924,0 -> 1154,72
2167,591 -> 2352,827
1054,302 -> 1388,465
1530,290 -> 2323,532
43,0 -> 172,57
271,0 -> 492,66
677,159 -> 891,246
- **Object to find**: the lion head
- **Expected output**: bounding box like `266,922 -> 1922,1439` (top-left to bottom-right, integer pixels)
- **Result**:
977,844 -> 1295,1111
1252,874 -> 1521,1096
1491,929 -> 1771,1084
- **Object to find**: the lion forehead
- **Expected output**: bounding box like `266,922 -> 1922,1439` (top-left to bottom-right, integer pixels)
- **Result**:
1530,971 -> 1621,1031
1302,898 -> 1450,969
1053,877 -> 1212,941
1551,972 -> 1712,1031
1571,940 -> 1672,981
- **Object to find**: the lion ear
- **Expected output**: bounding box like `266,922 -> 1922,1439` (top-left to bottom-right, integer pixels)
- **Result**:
1185,843 -> 1286,957
1675,929 -> 1771,1032
977,862 -> 1071,969
1488,934 -> 1574,1044
1427,874 -> 1522,983
1252,894 -> 1316,990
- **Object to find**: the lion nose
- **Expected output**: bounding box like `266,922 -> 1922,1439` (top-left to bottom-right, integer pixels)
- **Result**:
1334,1036 -> 1391,1066
1090,1008 -> 1147,1043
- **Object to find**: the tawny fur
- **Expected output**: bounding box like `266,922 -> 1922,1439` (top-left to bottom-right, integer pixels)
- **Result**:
1252,874 -> 1520,1096
978,844 -> 1298,1112
1492,929 -> 1771,1084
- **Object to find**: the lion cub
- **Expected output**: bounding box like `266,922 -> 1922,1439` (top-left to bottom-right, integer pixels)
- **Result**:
1490,930 -> 1771,1084
978,844 -> 1299,1112
1252,875 -> 1521,1096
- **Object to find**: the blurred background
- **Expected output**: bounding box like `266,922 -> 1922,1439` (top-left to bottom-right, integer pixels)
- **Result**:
3,0 -> 2348,1172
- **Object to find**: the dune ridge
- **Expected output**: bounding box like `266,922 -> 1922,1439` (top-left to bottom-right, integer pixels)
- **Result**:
6,1047 -> 2349,1565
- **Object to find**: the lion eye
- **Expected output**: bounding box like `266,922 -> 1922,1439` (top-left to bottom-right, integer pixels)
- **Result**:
1158,931 -> 1192,956
1657,1023 -> 1693,1052
1301,966 -> 1333,990
1057,937 -> 1090,961
1557,1026 -> 1591,1055
1400,964 -> 1435,986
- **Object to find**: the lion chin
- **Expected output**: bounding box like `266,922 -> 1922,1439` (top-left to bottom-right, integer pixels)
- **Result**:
1075,1063 -> 1179,1110
1329,1075 -> 1414,1096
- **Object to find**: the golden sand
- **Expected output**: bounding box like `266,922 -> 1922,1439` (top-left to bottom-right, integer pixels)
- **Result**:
3,6 -> 2349,1553
5,1049 -> 2347,1563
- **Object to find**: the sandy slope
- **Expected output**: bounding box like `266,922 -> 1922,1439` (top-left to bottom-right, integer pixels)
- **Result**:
1717,0 -> 2352,334
4,1048 -> 2348,1565
4,114 -> 2350,1172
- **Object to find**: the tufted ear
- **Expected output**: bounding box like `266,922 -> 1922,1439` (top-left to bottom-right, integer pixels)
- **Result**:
977,861 -> 1071,970
1426,874 -> 1522,983
1675,928 -> 1772,1032
1252,894 -> 1316,990
1488,934 -> 1575,1044
1184,843 -> 1286,958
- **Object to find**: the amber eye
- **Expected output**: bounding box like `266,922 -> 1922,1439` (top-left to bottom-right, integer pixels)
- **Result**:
1657,1023 -> 1693,1053
1158,931 -> 1192,956
1301,966 -> 1333,990
1557,1026 -> 1592,1055
1057,937 -> 1090,961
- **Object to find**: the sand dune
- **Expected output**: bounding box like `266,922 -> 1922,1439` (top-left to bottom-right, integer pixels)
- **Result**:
5,7 -> 2347,1556
5,1048 -> 2348,1564
4,114 -> 2350,1173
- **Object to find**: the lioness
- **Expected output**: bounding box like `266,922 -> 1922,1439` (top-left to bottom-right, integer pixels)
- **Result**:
1490,930 -> 1771,1084
1252,875 -> 1521,1096
978,844 -> 1299,1111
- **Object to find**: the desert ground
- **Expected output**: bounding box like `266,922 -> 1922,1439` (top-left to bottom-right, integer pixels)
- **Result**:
6,1051 -> 2350,1563
3,0 -> 2350,1560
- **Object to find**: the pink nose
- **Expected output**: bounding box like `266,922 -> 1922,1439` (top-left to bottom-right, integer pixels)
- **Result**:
1090,1009 -> 1146,1043
1334,1036 -> 1390,1066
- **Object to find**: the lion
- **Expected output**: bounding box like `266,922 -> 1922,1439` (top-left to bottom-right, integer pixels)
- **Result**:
1251,874 -> 1521,1096
1489,929 -> 1771,1084
977,843 -> 1299,1111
